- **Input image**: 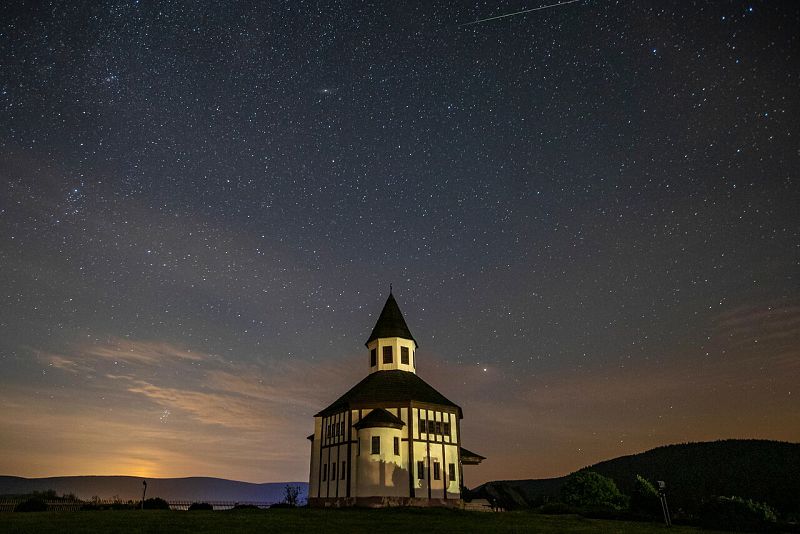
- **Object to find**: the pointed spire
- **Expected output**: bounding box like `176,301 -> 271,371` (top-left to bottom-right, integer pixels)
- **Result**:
365,292 -> 417,347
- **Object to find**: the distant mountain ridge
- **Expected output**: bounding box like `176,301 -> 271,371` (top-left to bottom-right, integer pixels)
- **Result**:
0,475 -> 308,503
475,439 -> 800,516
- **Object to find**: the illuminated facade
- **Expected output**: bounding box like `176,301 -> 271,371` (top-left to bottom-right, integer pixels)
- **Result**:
307,292 -> 484,507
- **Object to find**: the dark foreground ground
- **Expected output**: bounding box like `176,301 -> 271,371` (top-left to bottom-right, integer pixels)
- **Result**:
0,508 -> 723,533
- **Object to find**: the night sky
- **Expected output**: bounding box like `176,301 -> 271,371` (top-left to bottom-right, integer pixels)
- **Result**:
1,0 -> 798,485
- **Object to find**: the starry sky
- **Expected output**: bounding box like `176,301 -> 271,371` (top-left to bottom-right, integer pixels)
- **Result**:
1,0 -> 798,486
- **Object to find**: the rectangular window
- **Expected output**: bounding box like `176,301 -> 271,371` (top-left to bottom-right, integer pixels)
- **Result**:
417,461 -> 425,479
419,418 -> 426,434
340,421 -> 344,437
322,463 -> 327,481
449,463 -> 456,481
428,420 -> 436,435
370,348 -> 377,367
433,462 -> 441,480
394,436 -> 400,455
435,421 -> 442,435
444,422 -> 451,437
401,346 -> 409,364
371,436 -> 380,455
341,461 -> 346,479
332,462 -> 337,480
383,346 -> 393,364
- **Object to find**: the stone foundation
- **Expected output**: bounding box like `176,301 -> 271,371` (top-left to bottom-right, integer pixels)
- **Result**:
308,496 -> 463,509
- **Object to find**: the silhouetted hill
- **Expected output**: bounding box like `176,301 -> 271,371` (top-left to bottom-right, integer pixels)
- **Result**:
0,475 -> 307,503
475,440 -> 800,517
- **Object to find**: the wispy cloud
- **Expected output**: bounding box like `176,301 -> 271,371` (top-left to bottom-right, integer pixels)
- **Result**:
6,337 -> 363,482
44,354 -> 83,374
84,338 -> 212,365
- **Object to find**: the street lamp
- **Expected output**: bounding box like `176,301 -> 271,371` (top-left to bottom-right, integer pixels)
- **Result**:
141,480 -> 147,510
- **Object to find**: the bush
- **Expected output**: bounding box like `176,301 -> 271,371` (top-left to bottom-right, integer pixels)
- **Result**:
561,471 -> 628,511
698,495 -> 777,531
231,504 -> 260,510
188,502 -> 213,511
630,474 -> 662,517
14,498 -> 48,512
142,497 -> 170,510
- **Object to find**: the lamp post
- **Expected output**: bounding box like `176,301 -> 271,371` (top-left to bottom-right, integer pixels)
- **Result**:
657,480 -> 671,527
141,480 -> 147,510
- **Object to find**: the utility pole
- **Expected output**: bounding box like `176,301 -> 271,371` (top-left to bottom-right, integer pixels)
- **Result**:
141,480 -> 147,510
657,481 -> 672,527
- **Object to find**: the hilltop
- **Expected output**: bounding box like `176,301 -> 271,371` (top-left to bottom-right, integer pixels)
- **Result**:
475,439 -> 800,517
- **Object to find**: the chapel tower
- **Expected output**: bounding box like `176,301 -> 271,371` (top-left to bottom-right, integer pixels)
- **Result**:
365,292 -> 417,374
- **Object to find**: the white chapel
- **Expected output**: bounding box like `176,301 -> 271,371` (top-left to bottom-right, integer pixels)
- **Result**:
307,292 -> 484,507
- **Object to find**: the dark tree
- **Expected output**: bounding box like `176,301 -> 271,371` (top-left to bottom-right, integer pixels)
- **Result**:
283,485 -> 301,507
560,471 -> 628,511
142,497 -> 170,510
698,496 -> 777,531
14,498 -> 48,512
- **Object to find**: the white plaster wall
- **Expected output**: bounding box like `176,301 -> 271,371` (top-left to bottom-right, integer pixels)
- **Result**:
444,443 -> 460,498
412,441 -> 429,496
312,406 -> 463,500
355,426 -> 407,497
366,337 -> 417,373
410,410 -> 461,500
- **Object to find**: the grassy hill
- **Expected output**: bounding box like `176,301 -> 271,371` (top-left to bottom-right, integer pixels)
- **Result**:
0,508 -> 724,534
475,439 -> 800,518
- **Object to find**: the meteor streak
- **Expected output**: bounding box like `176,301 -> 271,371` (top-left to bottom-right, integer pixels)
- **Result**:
460,0 -> 582,27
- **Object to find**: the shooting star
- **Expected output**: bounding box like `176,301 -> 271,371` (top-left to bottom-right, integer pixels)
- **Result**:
460,0 -> 582,27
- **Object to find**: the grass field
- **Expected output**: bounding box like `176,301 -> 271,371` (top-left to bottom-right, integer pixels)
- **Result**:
0,508 -> 721,533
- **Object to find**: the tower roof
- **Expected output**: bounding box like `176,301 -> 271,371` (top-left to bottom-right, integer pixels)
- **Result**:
353,408 -> 405,430
365,292 -> 417,347
315,370 -> 462,417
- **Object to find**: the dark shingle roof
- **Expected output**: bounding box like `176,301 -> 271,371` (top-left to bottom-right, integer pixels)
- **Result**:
315,370 -> 461,417
353,408 -> 405,430
460,447 -> 486,465
365,293 -> 417,347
